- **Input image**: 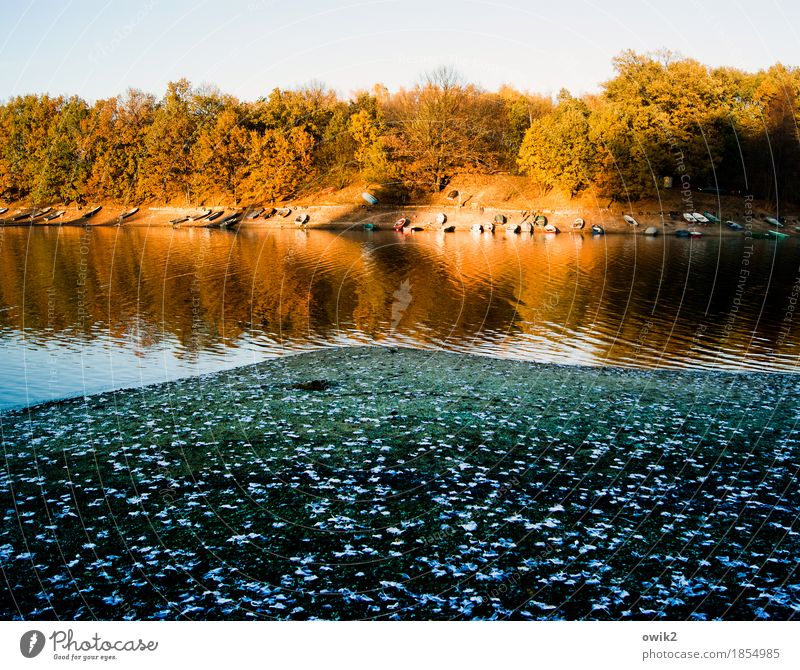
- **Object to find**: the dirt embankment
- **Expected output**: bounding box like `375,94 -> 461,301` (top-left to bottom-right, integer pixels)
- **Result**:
2,174 -> 797,235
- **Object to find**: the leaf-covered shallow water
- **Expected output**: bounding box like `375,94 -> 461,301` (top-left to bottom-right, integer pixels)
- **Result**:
2,347 -> 799,620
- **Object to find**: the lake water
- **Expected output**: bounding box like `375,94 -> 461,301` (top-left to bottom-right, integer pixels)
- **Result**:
1,225 -> 799,410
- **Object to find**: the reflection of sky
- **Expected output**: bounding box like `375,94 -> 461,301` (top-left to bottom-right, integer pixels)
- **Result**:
1,0 -> 797,100
0,332 -> 274,411
2,229 -> 800,411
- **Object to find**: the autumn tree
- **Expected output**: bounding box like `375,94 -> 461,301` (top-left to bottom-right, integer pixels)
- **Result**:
518,90 -> 595,196
496,86 -> 553,171
0,95 -> 60,199
388,67 -> 503,191
83,89 -> 155,203
243,127 -> 314,202
139,79 -> 197,204
192,106 -> 251,203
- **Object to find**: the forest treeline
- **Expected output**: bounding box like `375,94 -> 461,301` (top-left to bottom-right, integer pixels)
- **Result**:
0,51 -> 798,207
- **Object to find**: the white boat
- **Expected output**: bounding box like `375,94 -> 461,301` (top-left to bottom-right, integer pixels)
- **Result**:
572,218 -> 585,230
682,213 -> 697,223
544,224 -> 560,234
692,212 -> 710,223
644,226 -> 658,236
470,223 -> 483,233
623,214 -> 638,226
435,213 -> 447,225
504,223 -> 520,234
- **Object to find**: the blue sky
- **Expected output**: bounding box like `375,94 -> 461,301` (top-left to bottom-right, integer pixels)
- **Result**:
1,0 -> 798,101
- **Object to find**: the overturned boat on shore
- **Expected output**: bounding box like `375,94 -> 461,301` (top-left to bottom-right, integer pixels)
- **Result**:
42,209 -> 66,222
220,213 -> 241,228
192,209 -> 212,221
623,214 -> 639,227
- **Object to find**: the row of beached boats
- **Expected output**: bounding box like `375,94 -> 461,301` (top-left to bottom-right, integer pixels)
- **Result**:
0,205 -> 145,227
171,206 -> 298,229
3,202 -> 794,238
380,210 -> 797,240
0,205 -> 105,226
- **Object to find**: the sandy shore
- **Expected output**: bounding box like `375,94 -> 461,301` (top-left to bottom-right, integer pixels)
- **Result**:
2,346 -> 799,620
1,201 -> 795,237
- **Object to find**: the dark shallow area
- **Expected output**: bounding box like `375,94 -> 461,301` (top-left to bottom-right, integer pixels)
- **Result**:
1,347 -> 799,620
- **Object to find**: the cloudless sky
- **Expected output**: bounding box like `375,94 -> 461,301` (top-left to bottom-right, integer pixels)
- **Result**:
0,0 -> 798,101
